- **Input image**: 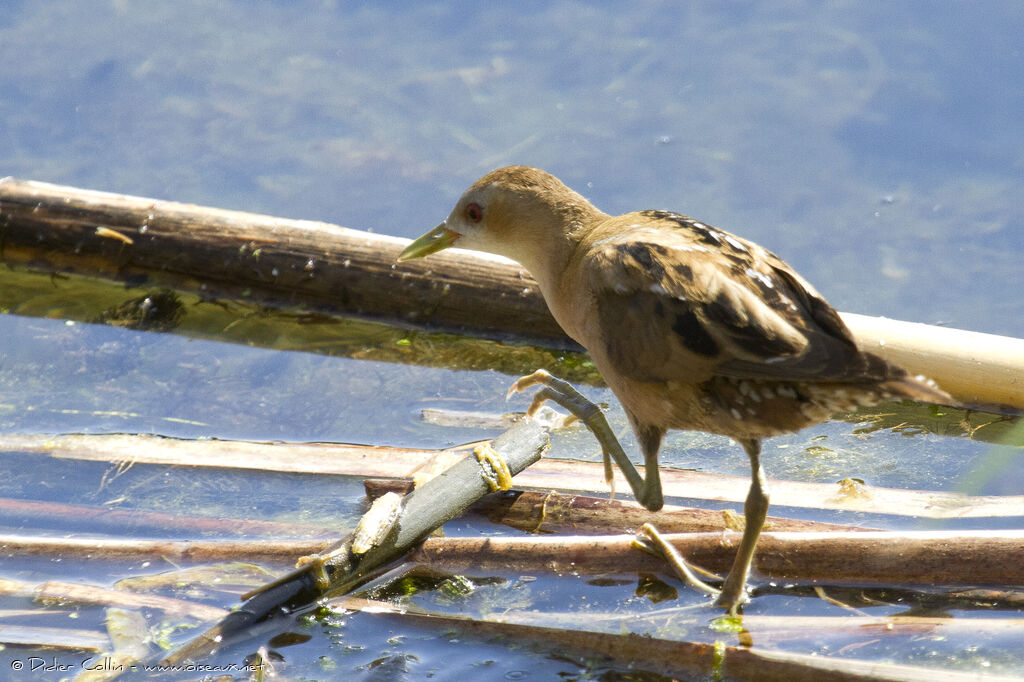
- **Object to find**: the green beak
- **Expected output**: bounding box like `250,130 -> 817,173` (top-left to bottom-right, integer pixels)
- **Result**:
397,223 -> 461,262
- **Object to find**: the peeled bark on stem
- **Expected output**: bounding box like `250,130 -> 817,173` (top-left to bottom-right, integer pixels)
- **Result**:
841,312 -> 1024,412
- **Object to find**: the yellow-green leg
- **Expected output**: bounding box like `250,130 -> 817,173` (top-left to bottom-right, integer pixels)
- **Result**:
635,439 -> 766,613
509,370 -> 768,613
715,438 -> 767,613
508,369 -> 664,511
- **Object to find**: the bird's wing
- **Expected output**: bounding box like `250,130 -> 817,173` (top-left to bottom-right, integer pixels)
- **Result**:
584,216 -> 884,384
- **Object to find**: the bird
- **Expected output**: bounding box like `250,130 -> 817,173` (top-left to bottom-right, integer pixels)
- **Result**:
397,165 -> 953,612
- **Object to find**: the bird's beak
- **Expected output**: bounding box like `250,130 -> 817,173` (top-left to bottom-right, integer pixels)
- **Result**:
397,223 -> 461,262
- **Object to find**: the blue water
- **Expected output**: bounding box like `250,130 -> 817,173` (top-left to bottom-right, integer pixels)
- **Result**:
0,2 -> 1021,679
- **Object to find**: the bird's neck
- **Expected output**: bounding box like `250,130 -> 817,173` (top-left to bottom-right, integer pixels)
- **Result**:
520,214 -> 607,344
513,206 -> 600,289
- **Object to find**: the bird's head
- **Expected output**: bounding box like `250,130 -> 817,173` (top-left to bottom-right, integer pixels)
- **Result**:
397,166 -> 605,277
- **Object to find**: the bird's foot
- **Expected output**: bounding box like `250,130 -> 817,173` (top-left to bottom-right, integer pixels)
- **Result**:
633,523 -> 722,596
506,368 -> 550,398
473,442 -> 513,492
507,370 -> 589,422
506,369 -> 616,490
632,523 -> 752,615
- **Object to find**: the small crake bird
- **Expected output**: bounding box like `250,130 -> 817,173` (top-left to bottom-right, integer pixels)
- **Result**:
398,166 -> 952,612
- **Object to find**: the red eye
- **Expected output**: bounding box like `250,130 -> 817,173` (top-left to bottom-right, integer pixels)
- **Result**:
465,202 -> 483,223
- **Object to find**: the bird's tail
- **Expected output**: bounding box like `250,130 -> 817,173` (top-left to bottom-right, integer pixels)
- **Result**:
879,368 -> 955,406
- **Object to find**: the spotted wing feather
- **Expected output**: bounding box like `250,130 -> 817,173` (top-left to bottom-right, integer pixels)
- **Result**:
586,213 -> 894,386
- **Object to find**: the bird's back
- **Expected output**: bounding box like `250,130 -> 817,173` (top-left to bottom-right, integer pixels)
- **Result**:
560,210 -> 952,439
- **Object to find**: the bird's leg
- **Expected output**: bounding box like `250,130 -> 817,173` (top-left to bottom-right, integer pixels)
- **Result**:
715,438 -> 768,614
629,420 -> 724,595
507,369 -> 663,511
634,439 -> 767,613
633,421 -> 666,512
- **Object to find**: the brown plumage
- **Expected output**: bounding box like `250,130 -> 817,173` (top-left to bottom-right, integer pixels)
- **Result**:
399,165 -> 952,611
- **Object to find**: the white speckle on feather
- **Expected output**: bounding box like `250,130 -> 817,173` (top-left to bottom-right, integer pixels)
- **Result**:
730,408 -> 743,420
649,283 -> 668,295
776,386 -> 798,399
724,236 -> 747,252
746,268 -> 774,288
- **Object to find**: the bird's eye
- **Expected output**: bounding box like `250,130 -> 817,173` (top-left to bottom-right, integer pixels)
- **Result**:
465,203 -> 483,223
